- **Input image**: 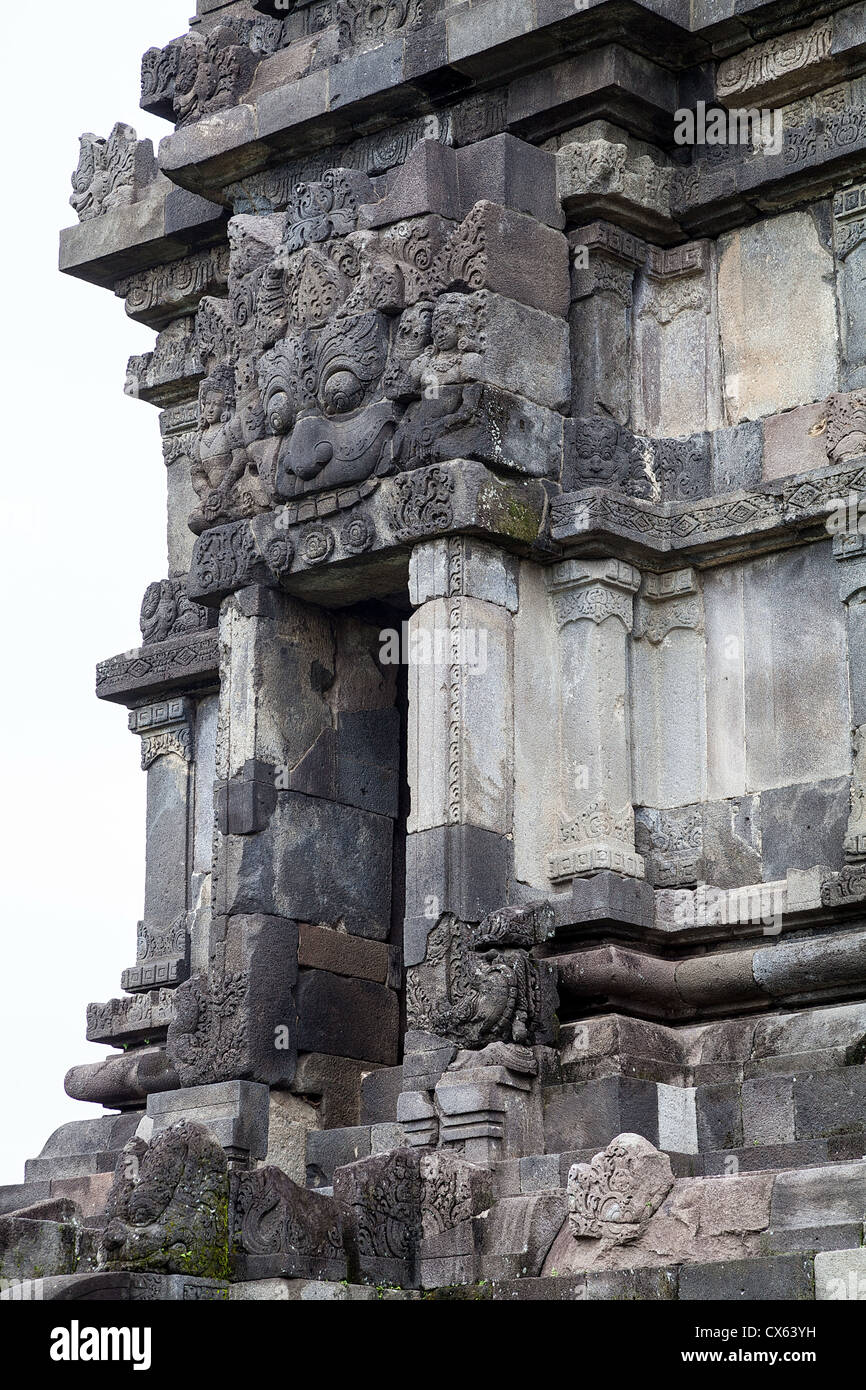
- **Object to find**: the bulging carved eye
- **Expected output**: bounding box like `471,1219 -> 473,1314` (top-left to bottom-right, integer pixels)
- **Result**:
267,391 -> 292,435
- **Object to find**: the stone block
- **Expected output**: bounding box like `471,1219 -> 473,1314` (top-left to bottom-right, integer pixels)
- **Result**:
215,761 -> 277,836
334,1148 -> 492,1288
370,1123 -> 405,1154
477,1191 -> 568,1281
770,1162 -> 866,1228
657,1084 -> 698,1154
762,401 -> 829,481
359,140 -> 462,226
760,779 -> 849,880
263,1091 -> 319,1188
401,1034 -> 458,1093
695,1083 -> 743,1151
814,1247 -> 866,1300
697,796 -> 761,890
435,201 -> 570,316
456,135 -> 564,230
404,825 -> 509,967
0,1216 -> 80,1283
542,1078 -> 659,1153
297,924 -> 389,983
793,1067 -> 866,1140
718,210 -> 838,422
289,1053 -> 373,1130
752,1002 -> 866,1065
742,546 -> 851,795
146,1081 -> 270,1161
585,1267 -> 679,1300
306,1127 -> 372,1190
519,1154 -> 561,1193
227,792 -> 393,940
168,914 -> 298,1087
295,970 -> 399,1065
0,1185 -> 51,1217
409,537 -> 519,611
699,1173 -> 774,1238
283,712 -> 400,820
762,1224 -> 864,1256
702,1141 -> 829,1176
711,421 -> 763,493
679,1254 -> 814,1301
360,1067 -> 403,1125
741,1077 -> 795,1146
563,872 -> 655,932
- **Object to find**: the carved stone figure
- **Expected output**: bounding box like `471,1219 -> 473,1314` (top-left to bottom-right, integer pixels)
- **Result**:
70,124 -> 151,222
566,1134 -> 674,1248
173,25 -> 259,128
570,415 -> 647,493
139,578 -> 215,645
405,905 -> 557,1049
392,293 -> 487,463
98,1122 -> 230,1277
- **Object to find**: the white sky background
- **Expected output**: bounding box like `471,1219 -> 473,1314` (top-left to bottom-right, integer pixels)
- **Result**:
0,2 -> 196,1184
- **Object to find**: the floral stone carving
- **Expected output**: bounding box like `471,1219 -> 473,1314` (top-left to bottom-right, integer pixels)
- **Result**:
566,1134 -> 674,1248
405,904 -> 557,1049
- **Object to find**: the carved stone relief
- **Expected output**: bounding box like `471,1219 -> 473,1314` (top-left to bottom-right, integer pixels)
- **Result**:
405,904 -> 557,1050
566,1134 -> 674,1248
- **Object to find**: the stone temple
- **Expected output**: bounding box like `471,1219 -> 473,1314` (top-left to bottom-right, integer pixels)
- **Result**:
3,0 -> 866,1303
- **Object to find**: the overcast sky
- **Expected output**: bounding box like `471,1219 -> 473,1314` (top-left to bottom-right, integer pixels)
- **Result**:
0,3 -> 196,1184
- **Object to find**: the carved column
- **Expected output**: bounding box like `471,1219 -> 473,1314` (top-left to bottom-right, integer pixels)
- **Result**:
631,568 -> 706,886
633,241 -> 721,437
570,221 -> 643,423
122,697 -> 195,991
405,536 -> 515,968
545,558 -> 644,883
834,536 -> 866,862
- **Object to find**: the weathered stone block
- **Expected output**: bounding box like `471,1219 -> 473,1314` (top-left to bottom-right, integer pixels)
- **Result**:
679,1254 -> 814,1301
718,210 -> 839,422
147,1081 -> 270,1162
225,792 -> 393,940
306,1127 -> 372,1190
295,970 -> 399,1065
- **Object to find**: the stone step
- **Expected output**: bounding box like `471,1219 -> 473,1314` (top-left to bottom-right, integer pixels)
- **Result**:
542,1065 -> 866,1158
305,1121 -> 406,1189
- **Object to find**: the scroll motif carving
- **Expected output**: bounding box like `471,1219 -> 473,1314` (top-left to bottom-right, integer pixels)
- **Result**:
70,124 -> 155,222
139,578 -> 216,645
167,972 -> 249,1088
230,1167 -> 343,1272
405,904 -> 557,1049
567,1134 -> 674,1247
716,20 -> 833,104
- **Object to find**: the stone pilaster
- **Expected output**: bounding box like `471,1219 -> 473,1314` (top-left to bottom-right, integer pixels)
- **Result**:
834,535 -> 866,862
631,567 -> 707,813
545,558 -> 643,884
122,697 -> 196,992
405,537 -> 516,965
